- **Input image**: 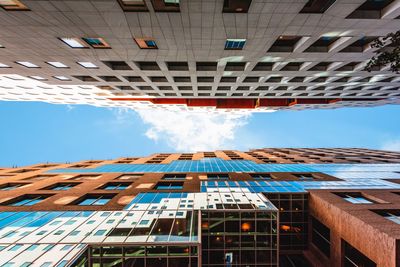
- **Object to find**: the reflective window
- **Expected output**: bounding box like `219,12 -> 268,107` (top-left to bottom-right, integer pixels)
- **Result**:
75,194 -> 115,206
3,195 -> 51,206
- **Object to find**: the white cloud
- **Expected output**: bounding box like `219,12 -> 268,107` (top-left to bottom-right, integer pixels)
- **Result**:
135,109 -> 251,151
381,140 -> 400,152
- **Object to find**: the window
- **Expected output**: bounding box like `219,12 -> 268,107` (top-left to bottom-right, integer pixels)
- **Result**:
116,174 -> 143,180
251,174 -> 272,180
305,36 -> 339,52
135,61 -> 160,70
294,174 -> 314,180
103,61 -> 132,70
2,194 -> 51,206
150,0 -> 180,12
28,76 -> 46,81
311,217 -> 330,257
0,63 -> 10,68
117,0 -> 148,11
77,61 -> 98,69
100,182 -> 131,190
343,240 -> 376,267
340,36 -> 378,52
347,0 -> 394,19
15,61 -> 39,68
281,62 -> 303,71
82,37 -> 111,48
253,62 -> 273,71
223,0 -> 252,13
0,0 -> 29,10
43,183 -> 79,191
196,62 -> 217,71
335,192 -> 375,204
225,62 -> 246,71
225,39 -> 246,50
374,210 -> 400,224
207,174 -> 229,180
74,194 -> 115,206
53,76 -> 70,81
46,62 -> 68,68
59,38 -> 88,48
154,182 -> 184,190
300,0 -> 336,13
73,76 -> 98,82
309,62 -> 332,71
162,174 -> 186,180
268,36 -> 302,52
167,61 -> 189,71
0,183 -> 26,190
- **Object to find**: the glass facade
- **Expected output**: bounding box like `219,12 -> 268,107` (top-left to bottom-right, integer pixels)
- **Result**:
264,193 -> 308,252
201,210 -> 278,266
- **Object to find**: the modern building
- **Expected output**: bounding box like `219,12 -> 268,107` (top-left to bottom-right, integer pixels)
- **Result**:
0,148 -> 400,266
0,0 -> 400,111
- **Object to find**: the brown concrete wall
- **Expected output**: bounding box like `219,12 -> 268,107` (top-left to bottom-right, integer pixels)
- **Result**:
307,190 -> 400,267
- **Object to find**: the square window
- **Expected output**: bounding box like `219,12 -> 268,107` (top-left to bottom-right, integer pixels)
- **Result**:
251,174 -> 272,180
77,62 -> 98,69
82,37 -> 111,48
225,39 -> 246,50
0,63 -> 10,68
134,38 -> 158,49
15,61 -> 39,68
59,38 -> 88,48
46,62 -> 68,68
53,76 -> 71,81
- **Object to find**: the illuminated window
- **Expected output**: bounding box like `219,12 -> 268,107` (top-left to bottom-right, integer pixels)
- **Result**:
15,61 -> 39,68
59,38 -> 88,48
0,63 -> 10,68
53,76 -> 70,81
46,62 -> 68,68
82,37 -> 111,49
134,38 -> 158,49
225,39 -> 246,50
77,62 -> 98,69
0,0 -> 29,11
28,76 -> 46,81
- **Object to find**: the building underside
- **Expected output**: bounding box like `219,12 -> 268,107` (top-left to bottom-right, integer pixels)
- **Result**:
0,0 -> 400,112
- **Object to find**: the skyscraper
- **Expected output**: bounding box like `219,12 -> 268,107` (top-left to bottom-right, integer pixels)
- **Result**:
0,148 -> 400,266
0,0 -> 400,112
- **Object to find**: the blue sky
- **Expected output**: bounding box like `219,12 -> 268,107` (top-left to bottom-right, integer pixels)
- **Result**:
1,101 -> 400,167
